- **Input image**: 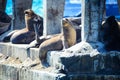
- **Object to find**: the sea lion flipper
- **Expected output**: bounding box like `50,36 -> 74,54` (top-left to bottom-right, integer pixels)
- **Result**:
34,23 -> 41,43
2,30 -> 18,42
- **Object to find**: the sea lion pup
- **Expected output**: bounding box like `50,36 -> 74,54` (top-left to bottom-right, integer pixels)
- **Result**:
101,16 -> 120,51
3,9 -> 43,44
39,18 -> 76,63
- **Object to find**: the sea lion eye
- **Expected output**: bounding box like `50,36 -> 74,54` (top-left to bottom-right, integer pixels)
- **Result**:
24,11 -> 29,14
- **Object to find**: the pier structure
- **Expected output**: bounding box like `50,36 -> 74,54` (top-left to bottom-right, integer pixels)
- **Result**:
0,0 -> 120,80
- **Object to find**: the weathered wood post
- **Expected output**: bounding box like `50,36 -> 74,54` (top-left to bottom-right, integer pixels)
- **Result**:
0,0 -> 7,12
81,0 -> 105,42
44,0 -> 65,35
117,0 -> 120,12
12,0 -> 33,30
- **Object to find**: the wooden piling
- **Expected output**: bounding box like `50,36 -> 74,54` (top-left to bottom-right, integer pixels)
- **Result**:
12,0 -> 33,29
81,0 -> 105,42
43,0 -> 65,35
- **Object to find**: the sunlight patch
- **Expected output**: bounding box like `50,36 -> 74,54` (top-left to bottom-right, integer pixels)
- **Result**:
69,0 -> 81,4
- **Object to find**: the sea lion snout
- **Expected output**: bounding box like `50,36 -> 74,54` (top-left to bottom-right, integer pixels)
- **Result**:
24,9 -> 35,17
24,11 -> 29,15
24,10 -> 29,14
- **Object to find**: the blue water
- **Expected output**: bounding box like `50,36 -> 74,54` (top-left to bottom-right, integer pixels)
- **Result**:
5,0 -> 81,17
5,0 -> 120,18
5,0 -> 12,15
5,0 -> 44,16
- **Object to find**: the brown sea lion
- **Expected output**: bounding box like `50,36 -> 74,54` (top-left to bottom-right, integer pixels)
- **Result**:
3,9 -> 43,44
27,17 -> 81,49
38,18 -> 76,63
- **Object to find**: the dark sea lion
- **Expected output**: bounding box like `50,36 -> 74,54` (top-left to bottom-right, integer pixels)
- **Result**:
101,16 -> 120,51
26,24 -> 56,49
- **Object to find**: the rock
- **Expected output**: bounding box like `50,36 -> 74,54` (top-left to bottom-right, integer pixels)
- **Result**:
47,42 -> 120,74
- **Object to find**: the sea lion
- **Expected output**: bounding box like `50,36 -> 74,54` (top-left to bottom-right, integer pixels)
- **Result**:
3,9 -> 43,44
27,17 -> 81,49
65,17 -> 81,43
38,18 -> 76,63
101,16 -> 120,51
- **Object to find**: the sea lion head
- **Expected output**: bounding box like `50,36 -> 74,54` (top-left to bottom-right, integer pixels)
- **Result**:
24,9 -> 36,19
24,9 -> 43,36
62,18 -> 74,29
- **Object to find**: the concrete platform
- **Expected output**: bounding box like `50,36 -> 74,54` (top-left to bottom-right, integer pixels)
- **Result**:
0,53 -> 66,80
47,42 -> 120,75
0,64 -> 66,80
0,63 -> 120,80
0,42 -> 120,80
0,42 -> 39,61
